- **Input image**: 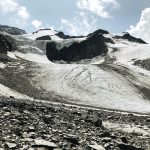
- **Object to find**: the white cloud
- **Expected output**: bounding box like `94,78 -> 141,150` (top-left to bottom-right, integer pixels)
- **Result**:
77,0 -> 120,18
60,14 -> 98,36
0,0 -> 18,14
17,6 -> 29,20
32,20 -> 43,29
0,0 -> 30,27
128,8 -> 150,43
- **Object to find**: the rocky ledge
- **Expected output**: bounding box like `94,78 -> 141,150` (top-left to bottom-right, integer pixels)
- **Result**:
0,97 -> 150,150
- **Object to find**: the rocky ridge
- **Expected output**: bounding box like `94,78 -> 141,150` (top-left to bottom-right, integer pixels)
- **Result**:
114,32 -> 147,44
0,25 -> 26,35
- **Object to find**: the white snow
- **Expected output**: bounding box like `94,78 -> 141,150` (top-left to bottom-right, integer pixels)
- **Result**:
103,33 -> 113,40
7,52 -> 17,59
52,37 -> 87,50
0,63 -> 6,68
23,29 -> 58,40
14,51 -> 51,64
108,41 -> 150,64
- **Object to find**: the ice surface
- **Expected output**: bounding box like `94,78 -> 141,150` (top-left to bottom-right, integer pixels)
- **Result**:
32,62 -> 150,113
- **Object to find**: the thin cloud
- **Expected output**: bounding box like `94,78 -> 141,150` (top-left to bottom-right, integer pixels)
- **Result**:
60,0 -> 120,36
60,13 -> 98,36
32,20 -> 43,29
77,0 -> 120,18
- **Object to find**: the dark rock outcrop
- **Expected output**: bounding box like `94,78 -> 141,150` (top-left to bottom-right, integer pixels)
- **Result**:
0,25 -> 26,35
0,33 -> 16,61
56,31 -> 84,39
46,33 -> 108,62
114,33 -> 147,44
36,35 -> 51,40
94,118 -> 103,127
134,59 -> 150,71
88,29 -> 109,36
0,34 -> 12,53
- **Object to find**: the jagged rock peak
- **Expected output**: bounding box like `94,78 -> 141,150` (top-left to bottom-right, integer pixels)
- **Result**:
114,32 -> 147,44
0,24 -> 26,35
88,29 -> 109,37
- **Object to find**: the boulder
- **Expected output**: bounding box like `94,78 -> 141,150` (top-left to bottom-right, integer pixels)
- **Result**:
94,118 -> 103,127
4,142 -> 17,149
64,134 -> 79,145
88,144 -> 106,150
117,143 -> 144,150
32,139 -> 60,150
43,115 -> 54,124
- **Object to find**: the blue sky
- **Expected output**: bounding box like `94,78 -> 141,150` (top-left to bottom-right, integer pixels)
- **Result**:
0,0 -> 150,41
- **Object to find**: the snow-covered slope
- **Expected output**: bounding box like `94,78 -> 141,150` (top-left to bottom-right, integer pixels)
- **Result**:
108,39 -> 150,64
1,29 -> 150,114
23,29 -> 58,40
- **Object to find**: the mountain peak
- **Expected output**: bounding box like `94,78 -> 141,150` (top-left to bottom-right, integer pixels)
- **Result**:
114,32 -> 147,44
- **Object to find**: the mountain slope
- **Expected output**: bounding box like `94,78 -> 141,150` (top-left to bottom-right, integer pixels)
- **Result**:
0,29 -> 150,114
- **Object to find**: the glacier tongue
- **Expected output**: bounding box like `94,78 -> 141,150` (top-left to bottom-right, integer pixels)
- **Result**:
31,62 -> 150,113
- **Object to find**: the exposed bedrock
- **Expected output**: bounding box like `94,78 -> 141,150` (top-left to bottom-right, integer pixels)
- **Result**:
0,33 -> 17,61
114,32 -> 147,44
55,31 -> 85,39
134,58 -> 150,71
0,34 -> 13,53
36,35 -> 51,40
46,33 -> 111,62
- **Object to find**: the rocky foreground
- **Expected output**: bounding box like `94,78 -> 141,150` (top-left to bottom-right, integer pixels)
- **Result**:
0,97 -> 150,150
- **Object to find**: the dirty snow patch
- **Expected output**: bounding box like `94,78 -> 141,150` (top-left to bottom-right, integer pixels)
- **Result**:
0,84 -> 33,100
